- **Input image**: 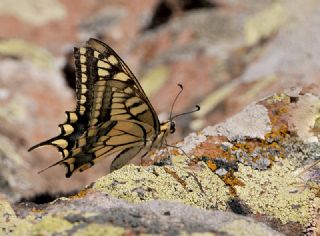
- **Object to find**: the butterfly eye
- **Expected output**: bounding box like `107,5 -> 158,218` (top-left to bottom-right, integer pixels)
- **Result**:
170,122 -> 175,134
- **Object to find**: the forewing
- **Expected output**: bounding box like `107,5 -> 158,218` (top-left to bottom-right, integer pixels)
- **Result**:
83,38 -> 160,130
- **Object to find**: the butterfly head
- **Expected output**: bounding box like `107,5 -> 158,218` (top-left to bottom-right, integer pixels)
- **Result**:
168,84 -> 200,134
160,120 -> 176,135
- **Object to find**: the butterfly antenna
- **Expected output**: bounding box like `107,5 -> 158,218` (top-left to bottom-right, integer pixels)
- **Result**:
171,105 -> 200,120
169,84 -> 184,121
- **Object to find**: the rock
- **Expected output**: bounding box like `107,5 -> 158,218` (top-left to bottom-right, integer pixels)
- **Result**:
1,0 -> 319,139
0,0 -> 66,27
0,51 -> 111,199
5,192 -> 283,236
0,1 -> 319,234
142,89 -> 318,234
0,135 -> 31,201
0,88 -> 317,235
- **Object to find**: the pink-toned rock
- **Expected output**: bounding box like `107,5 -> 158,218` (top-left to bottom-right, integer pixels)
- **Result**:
0,56 -> 110,199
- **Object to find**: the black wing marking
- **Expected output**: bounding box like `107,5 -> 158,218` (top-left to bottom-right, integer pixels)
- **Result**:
84,38 -> 160,130
48,120 -> 153,177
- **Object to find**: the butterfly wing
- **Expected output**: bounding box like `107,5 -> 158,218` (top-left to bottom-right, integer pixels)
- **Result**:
29,38 -> 161,177
83,38 -> 160,131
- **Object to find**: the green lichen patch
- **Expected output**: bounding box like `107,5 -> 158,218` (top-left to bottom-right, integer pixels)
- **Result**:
4,209 -> 84,236
220,219 -> 283,236
179,232 -> 216,236
172,92 -> 318,229
73,223 -> 126,236
0,199 -> 17,235
0,204 -> 50,236
193,92 -> 319,230
92,155 -> 230,210
234,160 -> 318,225
284,137 -> 320,169
13,216 -> 73,236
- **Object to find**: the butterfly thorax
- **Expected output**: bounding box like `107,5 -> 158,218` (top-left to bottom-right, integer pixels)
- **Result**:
150,120 -> 175,149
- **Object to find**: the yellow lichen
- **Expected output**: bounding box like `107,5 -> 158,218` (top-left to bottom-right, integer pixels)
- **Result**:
0,199 -> 17,234
267,93 -> 288,103
11,221 -> 33,236
179,232 -> 216,236
93,155 -> 230,210
30,216 -> 73,235
220,219 -> 283,236
0,199 -> 32,236
9,213 -> 76,236
73,224 -> 126,236
234,160 -> 318,225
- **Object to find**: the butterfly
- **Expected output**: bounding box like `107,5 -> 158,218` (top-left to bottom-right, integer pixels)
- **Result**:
29,38 -> 192,178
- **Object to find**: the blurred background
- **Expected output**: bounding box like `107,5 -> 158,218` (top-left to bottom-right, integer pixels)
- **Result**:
0,0 -> 319,201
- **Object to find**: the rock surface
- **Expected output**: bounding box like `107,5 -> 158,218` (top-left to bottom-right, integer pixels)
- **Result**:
3,193 -> 284,236
0,0 -> 319,235
1,88 -> 319,235
0,0 -> 319,196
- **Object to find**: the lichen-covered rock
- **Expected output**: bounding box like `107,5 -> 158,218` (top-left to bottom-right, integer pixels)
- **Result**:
129,89 -> 320,234
0,1 -> 319,235
0,135 -> 31,201
4,192 -> 283,236
0,194 -> 17,234
0,55 -> 107,199
1,88 -> 317,235
93,156 -> 230,210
